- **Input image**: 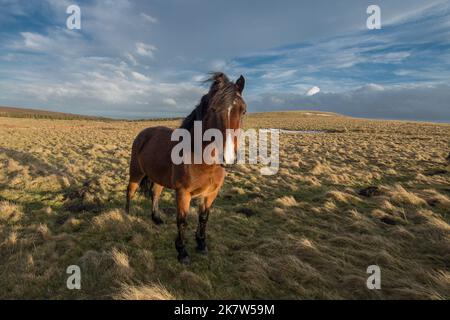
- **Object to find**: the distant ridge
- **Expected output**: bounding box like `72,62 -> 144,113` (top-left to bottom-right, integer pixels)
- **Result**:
0,106 -> 110,120
0,106 -> 344,121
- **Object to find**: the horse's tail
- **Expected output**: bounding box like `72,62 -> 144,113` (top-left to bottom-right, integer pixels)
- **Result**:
139,176 -> 152,198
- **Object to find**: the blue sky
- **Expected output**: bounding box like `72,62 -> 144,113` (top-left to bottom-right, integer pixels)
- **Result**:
0,0 -> 449,121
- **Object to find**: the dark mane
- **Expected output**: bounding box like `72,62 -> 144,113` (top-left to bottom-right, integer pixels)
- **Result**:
180,72 -> 237,130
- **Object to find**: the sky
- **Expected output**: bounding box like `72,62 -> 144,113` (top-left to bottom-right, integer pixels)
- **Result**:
0,0 -> 449,121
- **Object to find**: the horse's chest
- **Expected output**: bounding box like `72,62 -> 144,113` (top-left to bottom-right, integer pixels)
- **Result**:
190,177 -> 220,198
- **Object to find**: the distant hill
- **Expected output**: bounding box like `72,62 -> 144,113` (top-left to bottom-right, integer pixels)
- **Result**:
0,106 -> 343,122
0,106 -> 110,120
249,110 -> 342,117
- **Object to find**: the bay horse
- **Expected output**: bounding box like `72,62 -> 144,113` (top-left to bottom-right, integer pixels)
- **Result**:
126,73 -> 246,264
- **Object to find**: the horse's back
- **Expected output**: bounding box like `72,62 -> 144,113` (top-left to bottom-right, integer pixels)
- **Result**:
132,126 -> 173,154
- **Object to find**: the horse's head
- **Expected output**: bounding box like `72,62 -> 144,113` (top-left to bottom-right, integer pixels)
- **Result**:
180,72 -> 247,164
203,73 -> 246,164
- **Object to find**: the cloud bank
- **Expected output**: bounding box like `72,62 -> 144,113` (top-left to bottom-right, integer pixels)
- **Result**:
251,83 -> 450,122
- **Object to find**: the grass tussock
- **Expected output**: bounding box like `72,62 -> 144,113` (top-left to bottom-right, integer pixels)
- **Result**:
274,195 -> 298,207
388,184 -> 427,206
0,201 -> 23,223
115,283 -> 176,300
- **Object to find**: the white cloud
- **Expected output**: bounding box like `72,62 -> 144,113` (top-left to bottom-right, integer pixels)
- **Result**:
163,98 -> 177,106
306,86 -> 320,96
384,1 -> 447,26
191,74 -> 205,82
270,96 -> 285,104
20,32 -> 52,51
141,13 -> 158,24
371,52 -> 411,64
363,83 -> 384,91
132,71 -> 150,81
209,59 -> 226,70
125,52 -> 138,66
9,30 -> 86,57
262,69 -> 296,80
0,53 -> 206,117
394,69 -> 413,76
136,42 -> 157,58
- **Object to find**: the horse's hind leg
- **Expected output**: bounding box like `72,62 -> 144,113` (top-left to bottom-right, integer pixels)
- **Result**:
151,183 -> 164,224
126,180 -> 140,214
126,157 -> 144,214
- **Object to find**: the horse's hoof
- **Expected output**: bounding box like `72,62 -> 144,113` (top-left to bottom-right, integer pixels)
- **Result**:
151,215 -> 164,225
178,254 -> 191,265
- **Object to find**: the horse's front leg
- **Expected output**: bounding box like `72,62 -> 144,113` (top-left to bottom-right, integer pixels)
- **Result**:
175,189 -> 191,264
196,189 -> 219,254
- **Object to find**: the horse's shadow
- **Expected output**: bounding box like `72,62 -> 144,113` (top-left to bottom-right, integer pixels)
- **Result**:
0,147 -> 75,186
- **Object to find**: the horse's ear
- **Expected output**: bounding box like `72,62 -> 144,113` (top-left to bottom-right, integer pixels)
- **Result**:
235,75 -> 245,94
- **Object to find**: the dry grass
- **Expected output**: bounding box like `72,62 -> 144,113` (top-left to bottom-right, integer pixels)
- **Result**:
0,111 -> 449,299
275,196 -> 298,207
115,283 -> 176,300
0,200 -> 23,223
